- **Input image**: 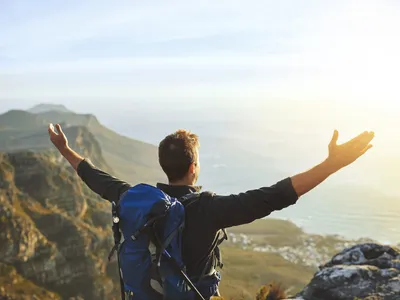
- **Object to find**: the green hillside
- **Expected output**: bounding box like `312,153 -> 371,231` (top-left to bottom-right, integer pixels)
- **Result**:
0,110 -> 48,130
218,246 -> 315,299
0,105 -> 165,184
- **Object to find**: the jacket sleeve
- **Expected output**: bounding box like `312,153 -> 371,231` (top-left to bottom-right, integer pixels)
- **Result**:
77,159 -> 132,203
207,177 -> 299,229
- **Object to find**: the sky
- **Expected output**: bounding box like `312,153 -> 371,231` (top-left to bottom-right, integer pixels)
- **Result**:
1,1 -> 399,243
1,0 -> 400,114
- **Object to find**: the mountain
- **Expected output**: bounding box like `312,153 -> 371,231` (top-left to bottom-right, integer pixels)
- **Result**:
0,107 -> 165,185
0,110 -> 48,130
28,104 -> 72,114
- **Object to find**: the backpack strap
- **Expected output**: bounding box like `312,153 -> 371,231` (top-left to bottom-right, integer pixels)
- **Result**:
130,213 -> 167,241
196,227 -> 228,285
158,222 -> 185,266
149,211 -> 206,300
151,218 -> 185,268
214,228 -> 228,269
107,201 -> 125,300
182,191 -> 228,285
180,191 -> 203,208
162,249 -> 206,300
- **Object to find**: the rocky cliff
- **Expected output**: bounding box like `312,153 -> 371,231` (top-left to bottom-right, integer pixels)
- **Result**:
0,129 -> 120,300
0,106 -> 159,299
211,243 -> 400,300
294,243 -> 400,300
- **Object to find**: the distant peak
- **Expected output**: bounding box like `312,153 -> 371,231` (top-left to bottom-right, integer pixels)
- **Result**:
29,103 -> 72,114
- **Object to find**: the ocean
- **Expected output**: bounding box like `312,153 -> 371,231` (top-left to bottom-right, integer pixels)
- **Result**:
99,104 -> 400,245
196,134 -> 400,245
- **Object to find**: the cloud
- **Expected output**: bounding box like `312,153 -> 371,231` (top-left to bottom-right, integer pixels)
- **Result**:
0,53 -> 321,75
1,0 -> 294,59
1,0 -> 400,107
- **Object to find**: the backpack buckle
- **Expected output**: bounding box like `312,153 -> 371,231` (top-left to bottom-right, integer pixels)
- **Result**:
111,201 -> 119,223
131,232 -> 139,241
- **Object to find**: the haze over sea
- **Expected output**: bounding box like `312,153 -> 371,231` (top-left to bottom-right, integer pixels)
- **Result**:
2,1 -> 399,244
102,101 -> 400,245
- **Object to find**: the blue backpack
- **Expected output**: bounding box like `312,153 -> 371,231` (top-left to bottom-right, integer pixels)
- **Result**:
107,183 -> 225,300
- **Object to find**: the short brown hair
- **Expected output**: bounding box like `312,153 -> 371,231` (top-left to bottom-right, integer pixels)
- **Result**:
158,129 -> 200,182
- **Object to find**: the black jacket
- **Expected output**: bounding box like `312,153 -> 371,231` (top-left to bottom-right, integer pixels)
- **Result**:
77,159 -> 299,293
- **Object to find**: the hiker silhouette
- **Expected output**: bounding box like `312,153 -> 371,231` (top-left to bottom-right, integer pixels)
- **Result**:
49,124 -> 374,299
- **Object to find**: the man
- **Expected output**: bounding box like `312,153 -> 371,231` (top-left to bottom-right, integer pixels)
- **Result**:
48,124 -> 374,299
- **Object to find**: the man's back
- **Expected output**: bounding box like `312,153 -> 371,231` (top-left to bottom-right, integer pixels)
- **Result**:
157,183 -> 228,278
156,183 -> 224,298
76,159 -> 300,297
157,184 -> 219,277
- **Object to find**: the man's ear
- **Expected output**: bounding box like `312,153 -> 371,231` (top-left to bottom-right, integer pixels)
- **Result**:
188,162 -> 196,174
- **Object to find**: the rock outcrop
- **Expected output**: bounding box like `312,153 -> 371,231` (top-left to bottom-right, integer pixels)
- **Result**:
294,243 -> 400,300
0,263 -> 60,300
0,137 -> 120,299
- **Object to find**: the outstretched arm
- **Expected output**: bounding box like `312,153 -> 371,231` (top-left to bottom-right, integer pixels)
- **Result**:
48,123 -> 131,203
208,130 -> 375,229
291,130 -> 374,197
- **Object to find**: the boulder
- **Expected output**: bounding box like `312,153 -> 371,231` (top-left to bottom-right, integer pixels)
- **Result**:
295,243 -> 400,300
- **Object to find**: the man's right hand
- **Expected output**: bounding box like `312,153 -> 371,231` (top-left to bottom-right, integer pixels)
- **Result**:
48,123 -> 69,152
290,129 -> 375,197
326,130 -> 374,172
